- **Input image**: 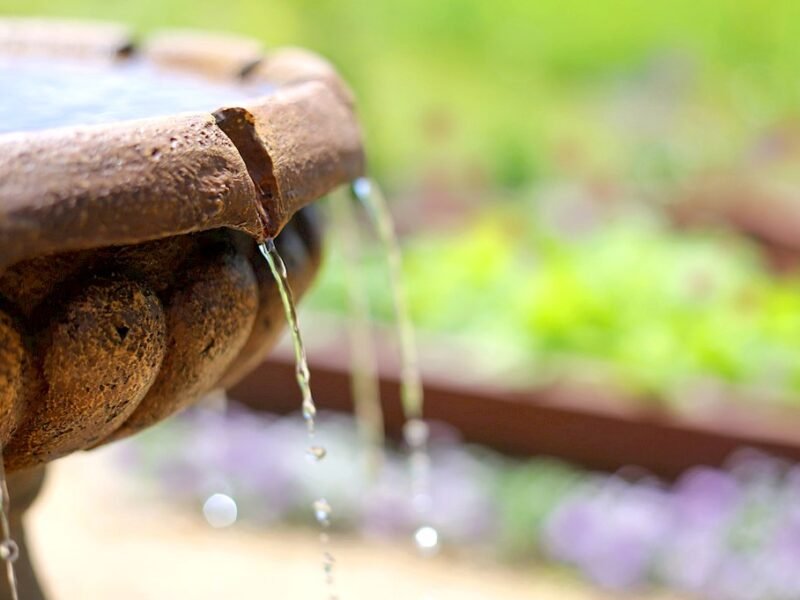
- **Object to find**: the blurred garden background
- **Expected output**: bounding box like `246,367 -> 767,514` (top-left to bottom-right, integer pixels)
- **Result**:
304,0 -> 800,409
5,0 -> 798,407
5,1 -> 800,598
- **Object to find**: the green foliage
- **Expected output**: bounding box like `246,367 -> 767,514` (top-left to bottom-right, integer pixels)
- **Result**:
309,205 -> 800,406
492,457 -> 584,560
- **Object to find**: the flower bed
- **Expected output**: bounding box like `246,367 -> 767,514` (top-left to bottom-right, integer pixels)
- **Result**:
122,404 -> 800,599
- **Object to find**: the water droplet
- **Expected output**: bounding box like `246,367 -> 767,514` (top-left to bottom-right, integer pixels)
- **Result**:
320,532 -> 330,544
202,493 -> 238,528
351,177 -> 372,200
313,498 -> 332,527
0,540 -> 18,563
403,418 -> 429,448
307,446 -> 327,461
414,525 -> 439,555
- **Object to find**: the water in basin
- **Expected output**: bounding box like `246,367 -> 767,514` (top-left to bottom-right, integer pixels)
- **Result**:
0,56 -> 271,134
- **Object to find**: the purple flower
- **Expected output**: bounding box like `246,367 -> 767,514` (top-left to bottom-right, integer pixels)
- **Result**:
543,480 -> 669,589
656,528 -> 724,592
673,466 -> 740,526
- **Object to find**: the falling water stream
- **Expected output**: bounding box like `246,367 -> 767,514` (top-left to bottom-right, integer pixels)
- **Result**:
258,239 -> 338,599
329,190 -> 385,476
0,448 -> 19,600
258,178 -> 437,600
349,178 -> 438,555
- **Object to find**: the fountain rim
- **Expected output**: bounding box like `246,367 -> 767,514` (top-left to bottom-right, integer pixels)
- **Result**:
0,18 -> 365,272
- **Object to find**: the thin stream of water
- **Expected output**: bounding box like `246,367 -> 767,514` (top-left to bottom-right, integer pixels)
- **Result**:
329,190 -> 385,476
350,178 -> 438,555
258,239 -> 338,599
350,179 -> 423,421
258,176 -> 437,600
259,240 -> 318,437
0,449 -> 19,600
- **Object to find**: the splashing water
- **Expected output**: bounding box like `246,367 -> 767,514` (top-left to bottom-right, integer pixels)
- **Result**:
0,449 -> 19,600
330,189 -> 385,476
350,178 -> 439,555
259,239 -> 339,598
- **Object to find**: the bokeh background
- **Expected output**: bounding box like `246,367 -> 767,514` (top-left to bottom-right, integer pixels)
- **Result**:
5,1 -> 800,599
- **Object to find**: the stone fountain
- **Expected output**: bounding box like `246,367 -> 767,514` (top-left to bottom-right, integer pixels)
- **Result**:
0,18 -> 364,598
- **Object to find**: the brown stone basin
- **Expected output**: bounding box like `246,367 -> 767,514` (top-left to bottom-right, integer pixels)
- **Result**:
0,19 -> 363,472
0,18 -> 365,599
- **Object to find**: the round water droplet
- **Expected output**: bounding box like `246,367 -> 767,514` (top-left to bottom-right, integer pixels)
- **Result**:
0,539 -> 19,562
202,493 -> 238,528
403,419 -> 429,448
307,445 -> 327,461
352,177 -> 372,200
413,525 -> 439,555
320,532 -> 330,544
313,498 -> 332,527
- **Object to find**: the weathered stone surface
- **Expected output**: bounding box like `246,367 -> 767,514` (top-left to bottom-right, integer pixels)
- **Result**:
0,80 -> 363,270
249,81 -> 363,228
111,243 -> 258,439
143,30 -> 264,79
97,234 -> 200,295
0,18 -> 133,59
0,251 -> 93,318
6,279 -> 166,470
214,81 -> 364,236
247,47 -> 356,107
0,113 -> 264,273
0,309 -> 27,446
